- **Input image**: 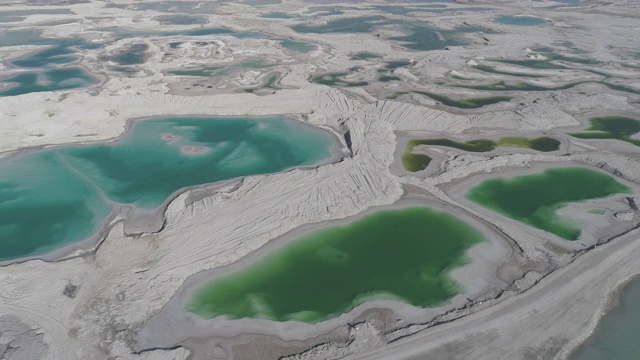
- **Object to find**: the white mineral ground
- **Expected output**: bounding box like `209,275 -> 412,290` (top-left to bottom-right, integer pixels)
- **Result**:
0,0 -> 639,359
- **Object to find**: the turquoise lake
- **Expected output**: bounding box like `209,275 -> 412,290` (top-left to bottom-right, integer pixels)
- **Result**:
0,116 -> 334,261
0,34 -> 101,96
494,15 -> 546,26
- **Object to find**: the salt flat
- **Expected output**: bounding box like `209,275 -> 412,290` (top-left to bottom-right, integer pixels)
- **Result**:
0,0 -> 639,359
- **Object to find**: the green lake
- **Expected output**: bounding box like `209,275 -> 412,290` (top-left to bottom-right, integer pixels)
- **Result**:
466,167 -> 630,240
401,136 -> 559,172
570,277 -> 640,360
413,91 -> 512,109
186,206 -> 485,322
0,116 -> 334,261
569,116 -> 640,147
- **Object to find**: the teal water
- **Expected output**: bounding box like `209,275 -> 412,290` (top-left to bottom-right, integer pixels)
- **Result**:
0,9 -> 73,23
466,167 -> 630,240
11,38 -> 100,68
187,206 -> 485,322
279,39 -> 316,53
291,16 -> 479,51
167,59 -> 271,77
495,15 -> 546,26
570,277 -> 640,360
0,33 -> 100,96
0,68 -> 96,96
0,116 -> 334,261
262,12 -> 296,19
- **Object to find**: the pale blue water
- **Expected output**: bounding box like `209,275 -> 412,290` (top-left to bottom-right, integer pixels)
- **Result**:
570,277 -> 640,360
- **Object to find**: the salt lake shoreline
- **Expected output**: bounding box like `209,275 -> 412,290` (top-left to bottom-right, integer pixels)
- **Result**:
136,197 -> 513,350
0,113 -> 348,266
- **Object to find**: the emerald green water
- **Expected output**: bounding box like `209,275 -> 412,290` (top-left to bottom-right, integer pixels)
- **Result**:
186,206 -> 485,322
413,91 -> 512,109
569,116 -> 640,147
0,116 -> 333,261
401,136 -> 559,172
466,167 -> 630,240
494,15 -> 546,26
570,277 -> 640,360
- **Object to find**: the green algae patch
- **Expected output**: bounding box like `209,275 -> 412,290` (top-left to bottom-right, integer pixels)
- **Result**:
413,91 -> 512,109
402,146 -> 432,172
401,136 -> 559,172
0,116 -> 334,261
466,167 -> 630,240
569,116 -> 640,147
186,207 -> 485,322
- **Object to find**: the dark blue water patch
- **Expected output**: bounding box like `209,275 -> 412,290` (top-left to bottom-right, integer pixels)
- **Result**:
0,67 -> 96,96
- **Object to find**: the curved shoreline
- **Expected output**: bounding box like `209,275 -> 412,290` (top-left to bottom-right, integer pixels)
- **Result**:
0,114 -> 348,266
135,198 -> 513,350
561,273 -> 640,359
